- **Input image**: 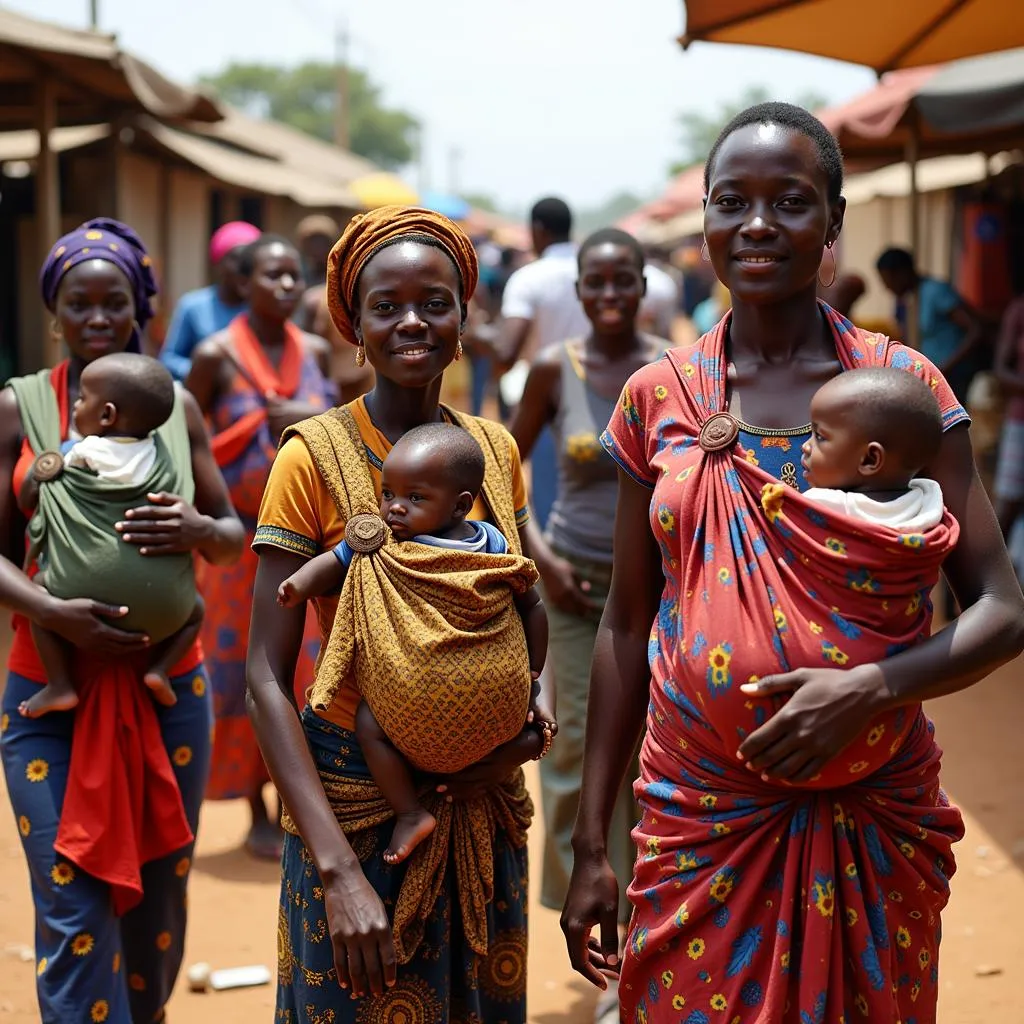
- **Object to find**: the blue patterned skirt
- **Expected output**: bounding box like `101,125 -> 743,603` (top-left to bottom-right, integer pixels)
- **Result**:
276,708 -> 529,1024
1,667 -> 212,1024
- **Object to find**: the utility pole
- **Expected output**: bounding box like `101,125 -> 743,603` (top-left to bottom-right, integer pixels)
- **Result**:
334,14 -> 350,150
413,124 -> 428,195
448,146 -> 462,196
89,0 -> 99,28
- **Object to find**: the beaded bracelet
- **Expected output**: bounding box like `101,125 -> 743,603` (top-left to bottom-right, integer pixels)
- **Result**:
532,723 -> 554,761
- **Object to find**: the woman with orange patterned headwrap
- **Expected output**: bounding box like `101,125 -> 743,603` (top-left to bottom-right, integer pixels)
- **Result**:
247,207 -> 544,1022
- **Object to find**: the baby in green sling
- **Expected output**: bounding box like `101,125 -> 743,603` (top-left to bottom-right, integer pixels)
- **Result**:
16,354 -> 204,718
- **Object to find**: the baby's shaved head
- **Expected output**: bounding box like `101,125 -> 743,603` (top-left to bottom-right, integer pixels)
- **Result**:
83,352 -> 175,437
388,422 -> 485,496
814,368 -> 943,475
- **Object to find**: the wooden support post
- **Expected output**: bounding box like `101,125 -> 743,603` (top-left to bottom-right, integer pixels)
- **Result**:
905,113 -> 921,351
36,71 -> 61,368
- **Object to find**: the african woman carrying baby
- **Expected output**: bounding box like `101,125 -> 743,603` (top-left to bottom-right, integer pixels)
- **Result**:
561,103 -> 1024,1024
247,207 -> 552,1022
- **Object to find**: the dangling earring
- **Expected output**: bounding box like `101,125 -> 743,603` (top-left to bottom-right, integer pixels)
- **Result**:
454,338 -> 463,362
700,240 -> 710,263
818,241 -> 837,288
355,344 -> 366,368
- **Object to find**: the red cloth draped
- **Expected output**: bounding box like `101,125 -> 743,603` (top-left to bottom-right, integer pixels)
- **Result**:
55,656 -> 194,915
209,315 -> 304,468
601,307 -> 968,1024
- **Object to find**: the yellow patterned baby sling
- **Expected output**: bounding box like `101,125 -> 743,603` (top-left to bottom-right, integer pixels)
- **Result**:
280,405 -> 535,962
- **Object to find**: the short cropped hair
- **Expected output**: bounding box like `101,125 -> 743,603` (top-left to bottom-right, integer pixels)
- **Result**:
394,422 -> 486,495
530,197 -> 572,239
237,234 -> 299,277
705,101 -> 844,202
876,248 -> 915,274
90,352 -> 175,436
828,367 -> 943,474
578,228 -> 645,272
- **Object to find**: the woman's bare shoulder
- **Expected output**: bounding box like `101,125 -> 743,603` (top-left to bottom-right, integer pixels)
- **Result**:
0,387 -> 22,449
190,329 -> 233,363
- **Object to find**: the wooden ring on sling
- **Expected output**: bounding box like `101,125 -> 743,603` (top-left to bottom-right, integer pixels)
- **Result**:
32,450 -> 64,483
345,512 -> 388,553
699,413 -> 739,453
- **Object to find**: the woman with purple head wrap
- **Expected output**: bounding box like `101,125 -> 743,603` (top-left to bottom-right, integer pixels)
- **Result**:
39,218 -> 158,352
1,218 -> 246,1023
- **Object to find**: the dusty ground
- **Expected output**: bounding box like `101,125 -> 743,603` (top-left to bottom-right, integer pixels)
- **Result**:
1,623 -> 1023,1022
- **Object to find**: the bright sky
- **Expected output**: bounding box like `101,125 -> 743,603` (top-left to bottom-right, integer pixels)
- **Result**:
16,0 -> 875,212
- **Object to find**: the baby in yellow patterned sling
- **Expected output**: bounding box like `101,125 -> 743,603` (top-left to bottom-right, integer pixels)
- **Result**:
279,421 -> 551,864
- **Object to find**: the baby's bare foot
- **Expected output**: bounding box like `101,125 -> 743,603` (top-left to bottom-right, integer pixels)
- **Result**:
143,671 -> 178,707
384,809 -> 436,865
19,684 -> 78,718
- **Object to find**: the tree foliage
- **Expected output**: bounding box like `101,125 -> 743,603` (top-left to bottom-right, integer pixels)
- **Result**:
576,192 -> 648,237
199,61 -> 419,169
460,192 -> 500,214
671,85 -> 829,175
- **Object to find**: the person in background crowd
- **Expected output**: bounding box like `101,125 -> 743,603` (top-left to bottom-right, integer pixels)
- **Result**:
498,197 -> 589,527
691,279 -> 731,336
159,221 -> 261,382
1,219 -> 244,1024
293,215 -> 341,332
185,233 -> 333,860
679,245 -> 712,318
819,270 -> 866,320
992,294 -> 1024,536
638,247 -> 680,339
876,247 -> 986,403
462,246 -> 522,418
512,227 -> 666,1024
294,217 -> 376,406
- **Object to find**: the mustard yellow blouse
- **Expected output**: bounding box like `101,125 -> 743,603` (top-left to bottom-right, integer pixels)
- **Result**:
253,397 -> 531,731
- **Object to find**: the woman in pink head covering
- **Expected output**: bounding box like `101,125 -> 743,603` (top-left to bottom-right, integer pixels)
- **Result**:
159,221 -> 262,381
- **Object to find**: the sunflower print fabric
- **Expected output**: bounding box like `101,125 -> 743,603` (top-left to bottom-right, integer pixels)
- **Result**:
1,668 -> 211,1023
599,306 -> 968,1024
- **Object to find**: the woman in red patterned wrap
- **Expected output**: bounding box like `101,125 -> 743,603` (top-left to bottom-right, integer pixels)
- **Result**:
561,103 -> 1024,1024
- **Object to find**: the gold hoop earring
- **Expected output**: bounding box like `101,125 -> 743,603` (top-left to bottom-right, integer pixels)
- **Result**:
454,338 -> 463,362
700,240 -> 710,263
818,242 -> 837,288
355,344 -> 366,368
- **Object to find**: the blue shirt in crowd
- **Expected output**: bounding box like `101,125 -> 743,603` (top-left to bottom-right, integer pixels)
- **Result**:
896,276 -> 964,368
159,286 -> 246,382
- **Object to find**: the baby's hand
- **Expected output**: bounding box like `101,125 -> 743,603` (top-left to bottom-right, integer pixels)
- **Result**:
276,579 -> 303,608
526,671 -> 557,735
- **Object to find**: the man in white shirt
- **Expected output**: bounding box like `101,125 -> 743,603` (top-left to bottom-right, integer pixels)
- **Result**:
497,198 -> 589,528
639,259 -> 680,340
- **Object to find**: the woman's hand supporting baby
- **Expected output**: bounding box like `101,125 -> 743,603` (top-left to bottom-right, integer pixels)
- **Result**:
433,725 -> 549,803
737,664 -> 890,783
37,592 -> 152,655
116,490 -> 235,562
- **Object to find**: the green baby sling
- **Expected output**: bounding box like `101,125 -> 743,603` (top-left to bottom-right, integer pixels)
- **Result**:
8,369 -> 197,642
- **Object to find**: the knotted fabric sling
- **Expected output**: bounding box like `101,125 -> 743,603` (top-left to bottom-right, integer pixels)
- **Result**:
209,314 -> 305,468
7,368 -> 195,915
280,405 -> 535,963
603,305 -> 967,1024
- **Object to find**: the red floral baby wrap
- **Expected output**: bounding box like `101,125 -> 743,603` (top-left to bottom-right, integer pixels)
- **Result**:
601,306 -> 968,1024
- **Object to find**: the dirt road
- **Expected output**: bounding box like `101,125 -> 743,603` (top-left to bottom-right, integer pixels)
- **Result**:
1,647 -> 1023,1022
